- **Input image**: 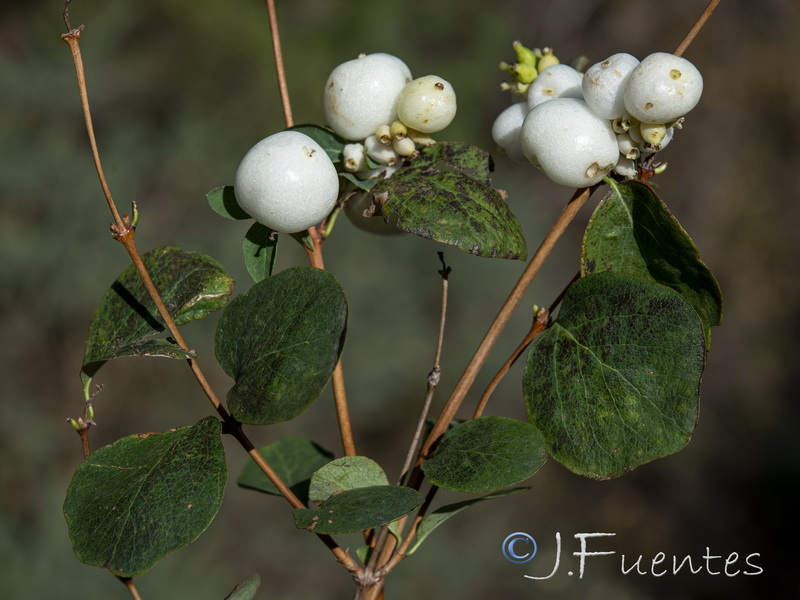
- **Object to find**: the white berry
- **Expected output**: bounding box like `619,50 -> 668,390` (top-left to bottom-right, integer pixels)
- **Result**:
582,53 -> 640,119
491,102 -> 529,163
324,53 -> 412,141
234,131 -> 339,233
527,64 -> 583,109
396,75 -> 457,134
520,98 -> 619,187
623,52 -> 703,124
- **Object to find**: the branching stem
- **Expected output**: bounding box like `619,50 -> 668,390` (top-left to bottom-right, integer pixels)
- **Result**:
417,186 -> 594,463
62,20 -> 358,575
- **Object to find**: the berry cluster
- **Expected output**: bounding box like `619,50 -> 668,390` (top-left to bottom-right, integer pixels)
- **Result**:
324,53 -> 457,179
492,43 -> 703,188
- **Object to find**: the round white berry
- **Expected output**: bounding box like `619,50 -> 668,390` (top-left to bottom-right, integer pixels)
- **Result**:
491,102 -> 529,163
527,64 -> 583,109
582,53 -> 640,119
324,53 -> 412,141
234,131 -> 339,233
520,98 -> 619,187
396,75 -> 457,134
364,135 -> 398,165
623,52 -> 703,124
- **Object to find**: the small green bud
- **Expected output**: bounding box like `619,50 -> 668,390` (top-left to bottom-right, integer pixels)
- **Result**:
537,48 -> 560,71
513,40 -> 541,67
390,121 -> 408,140
68,418 -> 82,432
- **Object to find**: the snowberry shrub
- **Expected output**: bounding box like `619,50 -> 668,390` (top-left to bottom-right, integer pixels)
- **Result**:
61,5 -> 723,600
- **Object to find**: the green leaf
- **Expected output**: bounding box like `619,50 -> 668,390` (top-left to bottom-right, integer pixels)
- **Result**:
408,488 -> 528,555
523,272 -> 706,479
371,143 -> 527,260
63,417 -> 226,577
243,222 -> 278,283
290,124 -> 347,163
237,437 -> 334,506
411,141 -> 495,186
421,417 -> 546,493
290,230 -> 315,252
224,575 -> 261,600
207,185 -> 252,220
582,179 -> 722,346
293,486 -> 424,535
215,267 -> 347,425
81,247 -> 235,385
308,456 -> 389,505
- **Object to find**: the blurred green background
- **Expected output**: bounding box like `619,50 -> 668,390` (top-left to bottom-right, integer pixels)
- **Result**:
2,0 -> 798,598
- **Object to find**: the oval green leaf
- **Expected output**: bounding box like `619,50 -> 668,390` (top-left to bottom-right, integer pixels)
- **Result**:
371,143 -> 527,260
63,417 -> 227,577
582,179 -> 722,347
243,222 -> 277,283
215,267 -> 347,425
293,486 -> 424,535
237,437 -> 334,506
421,416 -> 546,493
308,456 -> 389,505
81,247 -> 235,385
207,185 -> 252,220
524,272 -> 706,479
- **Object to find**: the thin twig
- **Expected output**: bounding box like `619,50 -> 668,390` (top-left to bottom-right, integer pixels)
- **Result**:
398,253 -> 450,485
416,186 -> 594,465
62,22 -> 358,575
118,577 -> 143,600
472,307 -> 549,420
471,269 -> 579,418
265,0 -> 293,128
673,0 -> 722,57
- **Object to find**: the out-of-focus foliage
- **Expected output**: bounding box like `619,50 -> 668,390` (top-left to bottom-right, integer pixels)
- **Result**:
2,1 -> 798,598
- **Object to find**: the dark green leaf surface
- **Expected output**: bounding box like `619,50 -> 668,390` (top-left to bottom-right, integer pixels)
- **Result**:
411,141 -> 495,186
308,456 -> 389,505
582,179 -> 722,346
224,574 -> 261,600
524,272 -> 706,479
242,222 -> 277,283
371,143 -> 526,260
63,417 -> 226,576
215,267 -> 347,425
408,488 -> 528,555
237,437 -> 333,506
207,186 -> 251,220
290,124 -> 347,163
421,417 -> 546,493
81,247 -> 234,384
293,486 -> 424,535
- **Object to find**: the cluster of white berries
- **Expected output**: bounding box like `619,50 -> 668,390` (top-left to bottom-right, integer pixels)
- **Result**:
324,52 -> 457,179
492,43 -> 703,188
232,52 -> 457,235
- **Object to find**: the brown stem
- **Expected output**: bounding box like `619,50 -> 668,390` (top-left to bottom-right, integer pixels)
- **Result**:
673,0 -> 722,57
264,0 -> 293,128
417,187 -> 593,463
118,577 -> 143,600
303,226 -> 357,455
61,29 -> 125,231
